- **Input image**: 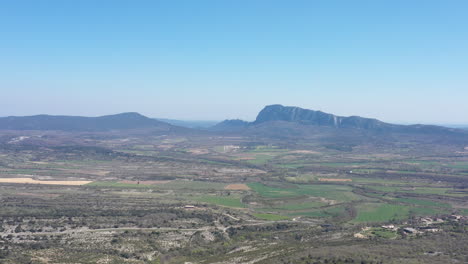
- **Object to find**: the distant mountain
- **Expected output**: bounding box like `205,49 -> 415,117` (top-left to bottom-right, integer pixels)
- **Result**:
253,104 -> 393,130
155,118 -> 219,129
443,124 -> 468,130
212,105 -> 468,144
0,112 -> 176,131
3,107 -> 466,145
211,119 -> 249,131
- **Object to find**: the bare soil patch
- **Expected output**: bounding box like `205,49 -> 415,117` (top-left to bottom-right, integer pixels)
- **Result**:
157,144 -> 175,150
225,184 -> 251,190
187,148 -> 210,155
0,178 -> 92,185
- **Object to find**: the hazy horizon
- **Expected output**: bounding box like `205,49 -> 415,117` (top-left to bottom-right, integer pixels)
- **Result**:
1,1 -> 467,124
1,104 -> 467,127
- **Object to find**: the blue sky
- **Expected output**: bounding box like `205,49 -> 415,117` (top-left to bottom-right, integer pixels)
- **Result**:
1,0 -> 467,124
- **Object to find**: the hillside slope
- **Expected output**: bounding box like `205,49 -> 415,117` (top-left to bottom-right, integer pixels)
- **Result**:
0,112 -> 175,131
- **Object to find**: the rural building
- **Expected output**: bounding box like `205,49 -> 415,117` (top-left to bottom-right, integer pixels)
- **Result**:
403,228 -> 417,234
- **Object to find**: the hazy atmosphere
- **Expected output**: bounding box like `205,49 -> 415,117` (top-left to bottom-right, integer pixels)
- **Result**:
1,1 -> 467,124
1,2 -> 468,264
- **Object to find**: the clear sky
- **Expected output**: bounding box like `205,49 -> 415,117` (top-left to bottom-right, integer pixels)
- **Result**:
1,0 -> 467,124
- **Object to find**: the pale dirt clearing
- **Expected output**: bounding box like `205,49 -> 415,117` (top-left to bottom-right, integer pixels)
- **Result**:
0,178 -> 92,185
224,184 -> 251,190
187,148 -> 210,155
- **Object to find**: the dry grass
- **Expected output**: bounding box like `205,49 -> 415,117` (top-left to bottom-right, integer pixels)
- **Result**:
118,180 -> 171,185
0,178 -> 92,185
157,144 -> 175,150
57,168 -> 110,176
288,150 -> 320,154
16,192 -> 60,198
224,184 -> 251,190
318,178 -> 352,182
235,156 -> 256,160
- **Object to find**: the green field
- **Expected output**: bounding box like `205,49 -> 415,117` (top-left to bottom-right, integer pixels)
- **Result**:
248,182 -> 359,201
288,206 -> 347,218
273,201 -> 326,211
446,162 -> 468,170
196,196 -> 245,208
350,177 -> 414,185
366,228 -> 398,239
319,162 -> 369,167
394,198 -> 451,208
367,185 -> 466,197
252,213 -> 290,221
246,154 -> 276,165
353,203 -> 410,223
161,181 -> 226,190
409,206 -> 451,216
276,163 -> 308,169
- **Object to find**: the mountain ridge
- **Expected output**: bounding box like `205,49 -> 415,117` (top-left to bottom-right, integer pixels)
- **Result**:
155,118 -> 219,129
212,104 -> 465,138
0,112 -> 175,131
1,106 -> 465,139
253,104 -> 393,130
211,119 -> 250,131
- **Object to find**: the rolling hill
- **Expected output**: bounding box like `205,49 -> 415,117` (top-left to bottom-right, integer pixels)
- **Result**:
0,112 -> 176,131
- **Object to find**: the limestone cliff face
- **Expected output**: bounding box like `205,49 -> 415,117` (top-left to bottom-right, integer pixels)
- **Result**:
211,104 -> 467,145
254,104 -> 390,130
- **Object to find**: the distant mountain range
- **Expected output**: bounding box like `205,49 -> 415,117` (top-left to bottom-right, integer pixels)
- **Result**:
253,104 -> 392,129
155,118 -> 219,129
0,105 -> 466,144
214,104 -> 462,133
0,112 -> 174,131
211,105 -> 468,144
211,119 -> 250,131
444,125 -> 468,130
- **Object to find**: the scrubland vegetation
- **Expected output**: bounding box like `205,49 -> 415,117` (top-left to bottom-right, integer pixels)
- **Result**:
0,130 -> 466,263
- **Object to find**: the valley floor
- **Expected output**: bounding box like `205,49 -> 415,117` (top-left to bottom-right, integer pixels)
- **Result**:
0,132 -> 467,263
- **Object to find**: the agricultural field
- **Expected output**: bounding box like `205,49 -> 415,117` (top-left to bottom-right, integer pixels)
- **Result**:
0,132 -> 467,263
196,195 -> 246,208
353,203 -> 410,223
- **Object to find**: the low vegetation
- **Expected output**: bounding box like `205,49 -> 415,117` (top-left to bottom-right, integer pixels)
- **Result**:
0,130 -> 467,263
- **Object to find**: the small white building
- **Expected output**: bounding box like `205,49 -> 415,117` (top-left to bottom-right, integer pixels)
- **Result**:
381,225 -> 397,230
